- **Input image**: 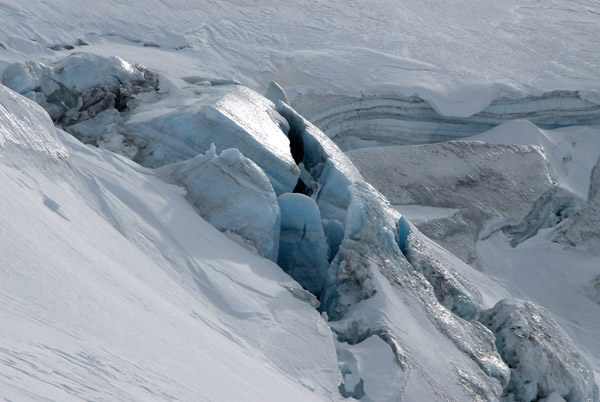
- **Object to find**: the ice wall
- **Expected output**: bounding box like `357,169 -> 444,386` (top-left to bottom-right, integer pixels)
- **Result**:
293,92 -> 600,151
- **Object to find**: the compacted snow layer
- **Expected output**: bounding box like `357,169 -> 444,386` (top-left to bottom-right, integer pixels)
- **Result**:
293,92 -> 600,151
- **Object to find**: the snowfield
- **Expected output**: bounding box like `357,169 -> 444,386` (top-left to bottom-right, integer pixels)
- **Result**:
1,1 -> 599,401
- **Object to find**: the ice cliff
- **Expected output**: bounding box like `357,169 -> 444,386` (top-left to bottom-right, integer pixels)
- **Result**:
292,92 -> 600,151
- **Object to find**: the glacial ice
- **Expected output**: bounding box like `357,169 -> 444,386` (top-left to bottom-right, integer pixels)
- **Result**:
157,144 -> 280,261
2,53 -> 159,142
481,299 -> 599,402
277,193 -> 329,296
124,85 -> 299,195
3,53 -> 596,400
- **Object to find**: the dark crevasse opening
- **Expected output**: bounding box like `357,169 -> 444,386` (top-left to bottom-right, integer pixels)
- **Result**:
288,121 -> 305,164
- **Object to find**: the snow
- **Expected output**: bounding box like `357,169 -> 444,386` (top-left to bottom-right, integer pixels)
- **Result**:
0,84 -> 341,401
157,144 -> 281,262
1,1 -> 599,400
2,0 -> 599,117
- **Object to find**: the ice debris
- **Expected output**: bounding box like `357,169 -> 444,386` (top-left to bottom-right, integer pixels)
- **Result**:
2,53 -> 158,143
481,299 -> 599,402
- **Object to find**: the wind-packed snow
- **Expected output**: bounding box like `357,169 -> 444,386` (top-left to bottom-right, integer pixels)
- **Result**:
1,0 -> 599,117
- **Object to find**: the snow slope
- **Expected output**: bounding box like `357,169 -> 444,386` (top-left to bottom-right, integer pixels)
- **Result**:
0,85 -> 341,401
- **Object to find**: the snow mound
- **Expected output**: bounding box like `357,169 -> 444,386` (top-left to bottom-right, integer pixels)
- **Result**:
157,144 -> 281,262
481,299 -> 599,402
0,84 -> 68,163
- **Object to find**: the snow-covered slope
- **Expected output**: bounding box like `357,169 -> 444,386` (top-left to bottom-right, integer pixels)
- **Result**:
0,85 -> 341,401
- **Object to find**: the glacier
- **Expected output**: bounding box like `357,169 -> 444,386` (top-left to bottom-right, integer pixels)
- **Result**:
1,1 -> 600,400
2,53 -> 599,401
